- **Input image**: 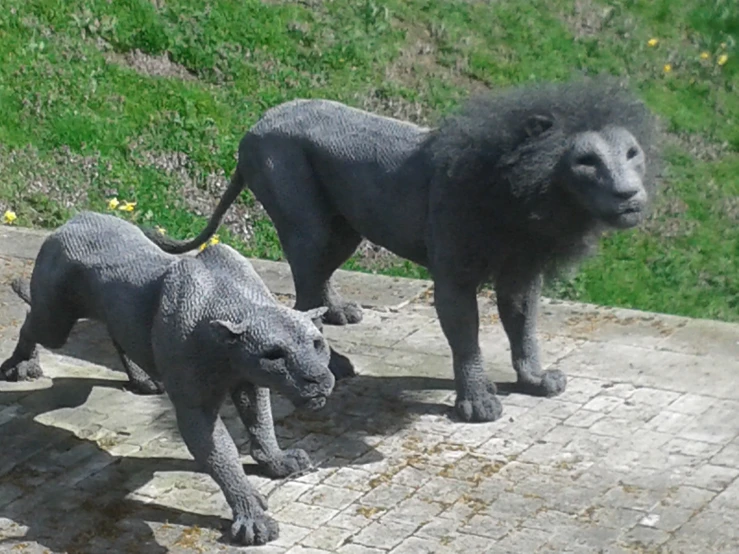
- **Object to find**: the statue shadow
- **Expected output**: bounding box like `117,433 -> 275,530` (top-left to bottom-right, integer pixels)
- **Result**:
0,377 -> 231,554
0,316 -> 533,552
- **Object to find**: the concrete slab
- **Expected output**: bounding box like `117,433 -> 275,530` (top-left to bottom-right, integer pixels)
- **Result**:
0,224 -> 737,553
0,226 -> 432,310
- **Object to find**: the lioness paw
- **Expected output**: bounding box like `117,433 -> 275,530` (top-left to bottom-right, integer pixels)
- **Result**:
230,511 -> 279,546
260,448 -> 313,479
0,358 -> 43,381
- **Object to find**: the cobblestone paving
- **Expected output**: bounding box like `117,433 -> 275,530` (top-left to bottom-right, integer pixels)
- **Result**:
0,252 -> 738,553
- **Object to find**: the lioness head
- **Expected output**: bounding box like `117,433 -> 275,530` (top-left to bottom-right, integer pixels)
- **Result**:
211,305 -> 334,409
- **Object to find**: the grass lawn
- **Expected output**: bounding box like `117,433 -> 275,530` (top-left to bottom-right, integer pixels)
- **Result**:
0,0 -> 737,322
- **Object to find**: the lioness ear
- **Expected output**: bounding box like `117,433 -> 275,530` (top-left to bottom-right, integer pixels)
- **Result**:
211,319 -> 248,342
305,307 -> 328,321
524,114 -> 554,138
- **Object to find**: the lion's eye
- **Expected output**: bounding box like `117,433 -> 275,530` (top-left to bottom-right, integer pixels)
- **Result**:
313,339 -> 324,351
626,146 -> 639,160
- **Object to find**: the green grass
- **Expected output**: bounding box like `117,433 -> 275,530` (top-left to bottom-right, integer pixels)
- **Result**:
0,0 -> 737,322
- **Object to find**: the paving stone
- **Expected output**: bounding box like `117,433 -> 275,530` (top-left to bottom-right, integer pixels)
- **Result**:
350,518 -> 417,550
683,463 -> 739,492
336,545 -> 386,554
618,525 -> 672,548
711,478 -> 739,509
458,514 -> 513,540
711,440 -> 739,468
272,522 -> 314,548
326,505 -> 382,531
275,502 -> 339,529
667,507 -> 739,553
300,526 -> 355,551
286,546 -> 335,554
299,484 -> 365,511
496,526 -> 553,551
381,496 -> 444,525
388,536 -> 443,554
357,482 -> 415,509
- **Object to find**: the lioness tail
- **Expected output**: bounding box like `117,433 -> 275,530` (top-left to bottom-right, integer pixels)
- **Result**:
11,277 -> 31,305
143,167 -> 246,254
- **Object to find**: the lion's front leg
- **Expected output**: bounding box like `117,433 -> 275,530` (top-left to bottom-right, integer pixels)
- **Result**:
434,277 -> 503,423
496,272 -> 567,398
231,383 -> 314,479
172,402 -> 279,546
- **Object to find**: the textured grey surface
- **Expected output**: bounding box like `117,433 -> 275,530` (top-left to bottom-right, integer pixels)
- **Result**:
0,225 -> 738,553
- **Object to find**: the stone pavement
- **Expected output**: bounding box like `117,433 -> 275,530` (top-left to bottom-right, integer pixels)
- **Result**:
0,226 -> 738,554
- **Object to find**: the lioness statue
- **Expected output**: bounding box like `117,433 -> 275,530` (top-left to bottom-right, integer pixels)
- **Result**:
0,211 -> 334,546
145,78 -> 660,423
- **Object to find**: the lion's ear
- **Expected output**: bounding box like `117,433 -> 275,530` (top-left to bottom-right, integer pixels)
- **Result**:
523,114 -> 554,138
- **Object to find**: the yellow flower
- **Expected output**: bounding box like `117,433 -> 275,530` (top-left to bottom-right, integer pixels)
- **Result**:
155,226 -> 166,235
647,38 -> 659,47
700,51 -> 710,60
107,197 -> 120,210
663,63 -> 672,73
718,54 -> 729,66
3,210 -> 17,225
199,234 -> 221,252
118,201 -> 136,212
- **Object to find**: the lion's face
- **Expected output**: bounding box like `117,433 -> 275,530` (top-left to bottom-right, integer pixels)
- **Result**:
560,125 -> 649,229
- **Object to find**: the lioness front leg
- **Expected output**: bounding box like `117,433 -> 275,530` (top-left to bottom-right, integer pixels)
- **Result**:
173,403 -> 278,546
232,383 -> 313,478
434,277 -> 503,423
496,272 -> 567,397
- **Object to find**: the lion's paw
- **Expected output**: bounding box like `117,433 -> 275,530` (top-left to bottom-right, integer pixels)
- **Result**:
324,300 -> 363,326
454,382 -> 503,423
260,448 -> 313,479
0,357 -> 43,381
230,507 -> 279,546
517,368 -> 567,397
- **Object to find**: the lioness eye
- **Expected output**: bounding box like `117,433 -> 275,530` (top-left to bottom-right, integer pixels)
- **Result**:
263,348 -> 284,361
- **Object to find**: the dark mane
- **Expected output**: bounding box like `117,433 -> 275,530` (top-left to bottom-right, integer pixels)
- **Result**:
423,76 -> 661,276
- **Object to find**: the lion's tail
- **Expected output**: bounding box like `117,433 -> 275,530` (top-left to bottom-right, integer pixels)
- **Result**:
11,277 -> 31,305
143,166 -> 246,254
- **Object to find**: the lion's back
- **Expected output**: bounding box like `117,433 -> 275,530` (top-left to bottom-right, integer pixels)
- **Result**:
248,98 -> 429,162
